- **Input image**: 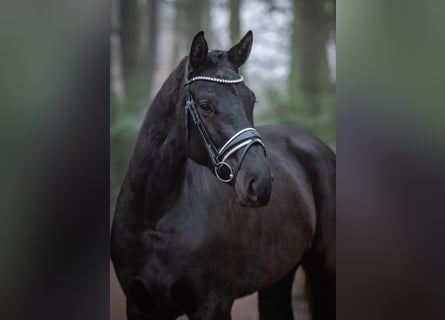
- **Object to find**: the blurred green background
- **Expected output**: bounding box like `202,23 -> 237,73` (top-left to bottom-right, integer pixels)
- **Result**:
110,0 -> 336,214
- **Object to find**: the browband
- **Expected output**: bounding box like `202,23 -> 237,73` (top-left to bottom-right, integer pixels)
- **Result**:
185,75 -> 244,86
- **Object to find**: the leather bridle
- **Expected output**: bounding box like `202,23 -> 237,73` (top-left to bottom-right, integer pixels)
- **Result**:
184,65 -> 266,183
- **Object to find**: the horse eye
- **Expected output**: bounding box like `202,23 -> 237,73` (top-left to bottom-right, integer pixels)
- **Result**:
199,104 -> 212,113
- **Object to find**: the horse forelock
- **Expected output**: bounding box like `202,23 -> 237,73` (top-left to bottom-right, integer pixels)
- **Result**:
208,50 -> 226,64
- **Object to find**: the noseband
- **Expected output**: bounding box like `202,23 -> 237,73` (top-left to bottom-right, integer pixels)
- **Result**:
184,65 -> 266,183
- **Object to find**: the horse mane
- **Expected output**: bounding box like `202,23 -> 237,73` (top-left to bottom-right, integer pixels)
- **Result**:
133,58 -> 187,154
125,57 -> 188,198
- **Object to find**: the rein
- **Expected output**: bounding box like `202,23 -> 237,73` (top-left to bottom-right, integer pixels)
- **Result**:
183,65 -> 266,183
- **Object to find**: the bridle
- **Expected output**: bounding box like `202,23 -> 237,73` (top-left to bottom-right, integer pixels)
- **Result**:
184,65 -> 266,183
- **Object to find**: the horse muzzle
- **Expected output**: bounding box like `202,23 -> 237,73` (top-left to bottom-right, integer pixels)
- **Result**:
234,148 -> 273,208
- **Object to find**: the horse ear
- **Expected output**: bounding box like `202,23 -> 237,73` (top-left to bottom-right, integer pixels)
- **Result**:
228,30 -> 253,68
189,31 -> 208,71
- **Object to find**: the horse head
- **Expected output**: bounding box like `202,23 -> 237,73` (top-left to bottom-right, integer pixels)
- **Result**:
181,31 -> 272,208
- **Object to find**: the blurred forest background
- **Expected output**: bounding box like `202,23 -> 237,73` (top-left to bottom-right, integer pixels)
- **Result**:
110,0 -> 336,214
110,0 -> 335,319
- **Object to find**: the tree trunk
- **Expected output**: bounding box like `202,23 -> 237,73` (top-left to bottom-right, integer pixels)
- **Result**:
120,0 -> 159,110
325,0 -> 336,92
301,0 -> 329,114
288,0 -> 301,101
111,0 -> 126,103
143,0 -> 159,99
121,0 -> 141,90
170,0 -> 182,68
201,0 -> 211,43
177,0 -> 211,59
230,0 -> 241,43
183,0 -> 202,42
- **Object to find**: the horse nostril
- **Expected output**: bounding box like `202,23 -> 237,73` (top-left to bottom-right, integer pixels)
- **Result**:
243,173 -> 272,207
247,178 -> 258,202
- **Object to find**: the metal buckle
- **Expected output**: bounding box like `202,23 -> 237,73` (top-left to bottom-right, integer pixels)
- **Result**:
214,161 -> 234,183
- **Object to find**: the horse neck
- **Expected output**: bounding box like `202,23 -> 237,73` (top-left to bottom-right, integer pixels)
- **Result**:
126,61 -> 188,224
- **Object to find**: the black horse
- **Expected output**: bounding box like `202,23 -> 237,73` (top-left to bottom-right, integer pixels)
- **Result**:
111,31 -> 335,320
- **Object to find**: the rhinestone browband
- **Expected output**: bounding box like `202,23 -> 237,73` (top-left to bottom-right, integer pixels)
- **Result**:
184,75 -> 244,86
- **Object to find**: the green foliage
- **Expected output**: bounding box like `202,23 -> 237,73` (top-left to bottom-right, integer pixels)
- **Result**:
256,88 -> 336,150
